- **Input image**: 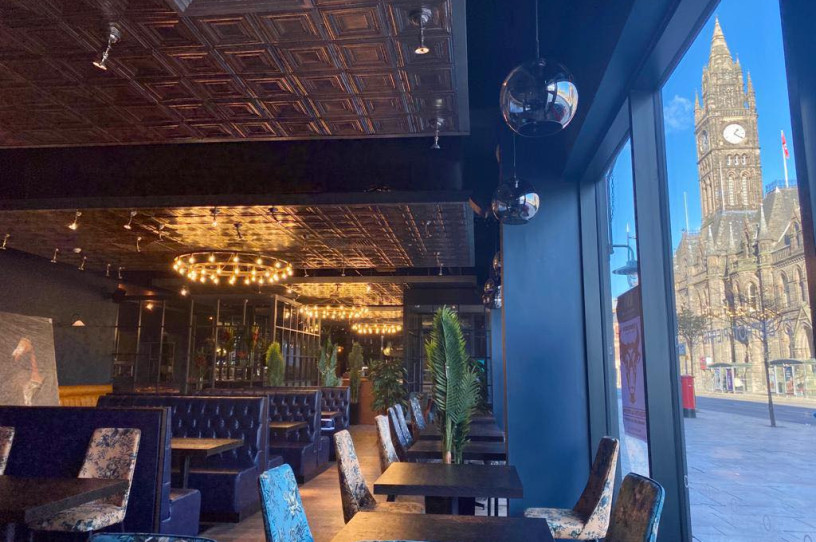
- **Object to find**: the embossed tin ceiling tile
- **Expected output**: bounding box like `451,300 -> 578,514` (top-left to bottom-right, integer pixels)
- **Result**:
396,35 -> 452,66
256,12 -> 323,43
337,40 -> 393,70
167,102 -> 220,121
279,44 -> 340,72
164,47 -> 224,75
370,116 -> 414,134
312,97 -> 361,119
219,46 -> 282,74
169,0 -> 314,16
263,99 -> 315,120
0,57 -> 77,85
351,71 -> 401,94
134,17 -> 200,48
143,79 -> 200,102
362,95 -> 409,117
123,104 -> 179,124
387,0 -> 451,36
412,93 -> 455,115
214,99 -> 266,120
243,76 -> 300,99
278,120 -> 327,137
231,121 -> 278,137
92,82 -> 155,106
74,106 -> 133,127
188,122 -> 235,138
298,73 -> 355,97
150,123 -> 198,140
401,68 -> 452,92
188,76 -> 246,99
0,85 -> 56,106
22,23 -> 96,56
321,5 -> 387,41
112,51 -> 181,79
193,15 -> 265,46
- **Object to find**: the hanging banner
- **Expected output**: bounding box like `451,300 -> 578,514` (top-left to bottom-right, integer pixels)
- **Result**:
617,285 -> 648,442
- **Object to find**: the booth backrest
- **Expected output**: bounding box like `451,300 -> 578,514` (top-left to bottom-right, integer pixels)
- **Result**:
318,387 -> 350,430
0,406 -> 169,532
59,384 -> 114,406
97,395 -> 267,471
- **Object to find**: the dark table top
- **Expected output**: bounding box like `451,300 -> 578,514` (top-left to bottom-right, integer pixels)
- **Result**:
418,423 -> 505,442
373,462 -> 523,499
407,440 -> 507,462
170,437 -> 243,458
330,511 -> 554,542
471,414 -> 496,424
0,476 -> 128,524
269,421 -> 308,432
321,410 -> 341,419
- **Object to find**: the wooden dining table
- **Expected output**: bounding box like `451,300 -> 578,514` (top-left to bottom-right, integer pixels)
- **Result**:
0,476 -> 128,524
417,423 -> 505,442
269,420 -> 307,438
406,439 -> 507,462
170,437 -> 243,489
330,511 -> 554,542
373,462 -> 522,515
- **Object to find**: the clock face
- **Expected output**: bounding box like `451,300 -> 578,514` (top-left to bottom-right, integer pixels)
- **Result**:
723,123 -> 746,144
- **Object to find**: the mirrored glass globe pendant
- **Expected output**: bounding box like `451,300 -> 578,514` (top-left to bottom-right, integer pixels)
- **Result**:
491,136 -> 540,224
500,0 -> 578,137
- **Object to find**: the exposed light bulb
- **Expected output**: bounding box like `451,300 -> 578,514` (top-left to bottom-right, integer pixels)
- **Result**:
145,301 -> 154,311
136,236 -> 142,253
180,286 -> 189,296
1,233 -> 8,250
68,210 -> 81,231
51,248 -> 59,263
78,256 -> 86,271
210,207 -> 219,227
118,266 -> 124,280
106,263 -> 111,277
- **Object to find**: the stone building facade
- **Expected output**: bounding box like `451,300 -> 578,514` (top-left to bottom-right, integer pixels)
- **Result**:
673,20 -> 814,395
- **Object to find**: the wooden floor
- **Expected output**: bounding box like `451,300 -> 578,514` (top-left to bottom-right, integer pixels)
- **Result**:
203,424 -> 405,542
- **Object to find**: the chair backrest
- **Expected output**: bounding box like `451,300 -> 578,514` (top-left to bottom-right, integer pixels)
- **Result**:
374,415 -> 399,473
605,473 -> 665,542
409,395 -> 426,431
90,534 -> 216,541
394,404 -> 413,445
319,387 -> 351,431
258,464 -> 314,542
0,426 -> 14,475
334,430 -> 376,523
80,428 -> 142,509
573,436 -> 620,537
387,407 -> 409,461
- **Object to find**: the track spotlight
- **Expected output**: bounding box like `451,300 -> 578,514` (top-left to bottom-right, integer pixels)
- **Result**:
106,263 -> 111,277
1,233 -> 8,250
210,208 -> 219,227
410,8 -> 432,55
51,248 -> 60,264
136,236 -> 142,253
118,266 -> 124,280
68,210 -> 81,231
93,25 -> 120,71
429,118 -> 443,150
124,210 -> 136,230
79,256 -> 86,271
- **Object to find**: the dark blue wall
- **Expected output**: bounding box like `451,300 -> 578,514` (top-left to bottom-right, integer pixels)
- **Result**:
0,250 -> 118,385
502,178 -> 590,514
489,308 -> 504,431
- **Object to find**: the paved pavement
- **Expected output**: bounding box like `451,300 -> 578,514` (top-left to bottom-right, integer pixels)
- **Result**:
685,408 -> 816,542
696,396 -> 816,426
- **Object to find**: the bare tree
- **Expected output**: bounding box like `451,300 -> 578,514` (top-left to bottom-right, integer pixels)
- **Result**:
676,306 -> 708,376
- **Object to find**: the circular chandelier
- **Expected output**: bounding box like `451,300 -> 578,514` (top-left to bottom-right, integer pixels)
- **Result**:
172,251 -> 294,286
352,323 -> 403,336
298,305 -> 370,320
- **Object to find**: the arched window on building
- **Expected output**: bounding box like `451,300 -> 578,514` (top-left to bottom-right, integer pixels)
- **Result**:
746,282 -> 759,310
741,175 -> 749,206
793,221 -> 802,248
728,174 -> 736,206
727,155 -> 732,166
742,154 -> 747,165
780,272 -> 791,307
797,267 -> 807,304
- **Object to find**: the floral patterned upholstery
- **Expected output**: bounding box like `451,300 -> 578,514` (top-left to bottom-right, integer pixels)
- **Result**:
394,404 -> 413,446
0,426 -> 14,475
409,396 -> 426,431
605,473 -> 665,542
31,427 -> 141,533
387,407 -> 410,461
375,415 -> 399,473
258,464 -> 314,542
334,430 -> 423,523
524,436 -> 619,540
89,534 -> 216,541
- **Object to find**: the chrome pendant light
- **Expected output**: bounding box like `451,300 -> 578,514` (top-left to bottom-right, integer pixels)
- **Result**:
500,0 -> 578,137
491,135 -> 540,224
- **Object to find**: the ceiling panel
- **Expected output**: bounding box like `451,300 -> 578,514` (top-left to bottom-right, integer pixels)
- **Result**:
0,201 -> 474,274
0,0 -> 467,148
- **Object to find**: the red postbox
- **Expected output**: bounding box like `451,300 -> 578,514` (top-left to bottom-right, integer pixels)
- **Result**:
681,375 -> 696,418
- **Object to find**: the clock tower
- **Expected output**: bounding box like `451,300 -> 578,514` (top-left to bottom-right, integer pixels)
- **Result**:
694,18 -> 762,222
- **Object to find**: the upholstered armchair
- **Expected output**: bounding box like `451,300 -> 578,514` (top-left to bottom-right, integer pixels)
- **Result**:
387,407 -> 410,461
30,427 -> 141,533
524,437 -> 619,540
605,473 -> 665,542
408,395 -> 426,431
394,404 -> 414,445
90,535 -> 215,541
334,430 -> 423,523
375,415 -> 399,474
258,464 -> 314,542
0,426 -> 15,475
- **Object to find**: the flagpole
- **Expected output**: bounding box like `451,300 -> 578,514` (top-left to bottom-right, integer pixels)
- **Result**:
782,129 -> 789,188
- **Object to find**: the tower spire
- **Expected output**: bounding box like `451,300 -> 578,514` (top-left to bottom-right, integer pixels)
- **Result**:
746,71 -> 756,108
709,17 -> 732,63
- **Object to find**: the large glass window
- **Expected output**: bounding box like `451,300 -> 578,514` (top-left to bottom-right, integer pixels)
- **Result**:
662,2 -> 815,540
602,139 -> 650,477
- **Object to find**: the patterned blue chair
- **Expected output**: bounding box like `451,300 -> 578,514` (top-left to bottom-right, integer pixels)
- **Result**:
394,405 -> 414,445
387,407 -> 410,461
29,428 -> 141,534
258,464 -> 313,542
334,430 -> 423,523
90,534 -> 215,542
408,395 -> 426,432
605,473 -> 665,542
0,426 -> 14,475
375,415 -> 399,474
524,437 -> 619,540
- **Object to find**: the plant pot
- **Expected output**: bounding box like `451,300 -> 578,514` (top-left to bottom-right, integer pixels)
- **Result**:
349,402 -> 360,425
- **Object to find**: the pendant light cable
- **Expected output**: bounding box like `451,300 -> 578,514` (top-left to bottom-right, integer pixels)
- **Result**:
534,0 -> 540,59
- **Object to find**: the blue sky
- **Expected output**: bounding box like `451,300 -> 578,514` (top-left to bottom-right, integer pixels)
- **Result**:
609,0 -> 794,298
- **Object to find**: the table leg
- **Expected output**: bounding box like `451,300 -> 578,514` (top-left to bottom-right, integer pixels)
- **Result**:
182,455 -> 191,489
451,497 -> 459,515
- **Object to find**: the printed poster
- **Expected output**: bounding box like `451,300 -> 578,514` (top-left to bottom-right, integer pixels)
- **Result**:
617,285 -> 648,442
0,311 -> 60,406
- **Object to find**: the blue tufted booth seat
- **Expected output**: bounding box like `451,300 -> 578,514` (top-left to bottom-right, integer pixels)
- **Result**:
97,395 -> 268,523
0,406 -> 203,536
316,386 -> 350,460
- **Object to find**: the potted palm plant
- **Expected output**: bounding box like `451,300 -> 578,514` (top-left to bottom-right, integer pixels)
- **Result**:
347,341 -> 364,424
425,306 -> 479,464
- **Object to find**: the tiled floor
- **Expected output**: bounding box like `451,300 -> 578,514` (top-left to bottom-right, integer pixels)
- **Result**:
203,425 -> 409,542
